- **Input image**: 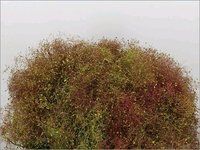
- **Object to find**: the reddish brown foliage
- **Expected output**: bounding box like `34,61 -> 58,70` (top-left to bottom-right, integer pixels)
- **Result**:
0,38 -> 199,149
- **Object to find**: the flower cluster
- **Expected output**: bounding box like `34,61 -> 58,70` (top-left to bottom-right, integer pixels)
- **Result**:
1,38 -> 199,149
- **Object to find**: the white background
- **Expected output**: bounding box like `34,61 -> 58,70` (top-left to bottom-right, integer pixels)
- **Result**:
1,1 -> 199,147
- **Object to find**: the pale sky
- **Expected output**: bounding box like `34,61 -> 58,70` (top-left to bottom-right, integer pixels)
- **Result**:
1,1 -> 199,108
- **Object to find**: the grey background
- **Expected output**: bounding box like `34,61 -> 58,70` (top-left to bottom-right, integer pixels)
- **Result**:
1,1 -> 199,148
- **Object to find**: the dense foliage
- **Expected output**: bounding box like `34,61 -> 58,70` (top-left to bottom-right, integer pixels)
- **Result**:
1,38 -> 199,149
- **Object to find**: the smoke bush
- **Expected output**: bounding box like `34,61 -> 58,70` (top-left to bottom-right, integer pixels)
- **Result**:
1,38 -> 199,149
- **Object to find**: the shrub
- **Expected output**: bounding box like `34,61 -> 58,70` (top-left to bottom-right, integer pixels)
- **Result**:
1,38 -> 199,149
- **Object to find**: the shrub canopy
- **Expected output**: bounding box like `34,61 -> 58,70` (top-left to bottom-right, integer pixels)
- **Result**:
1,38 -> 199,149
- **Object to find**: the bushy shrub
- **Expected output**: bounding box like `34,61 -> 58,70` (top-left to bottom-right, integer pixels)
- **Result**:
1,38 -> 199,149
